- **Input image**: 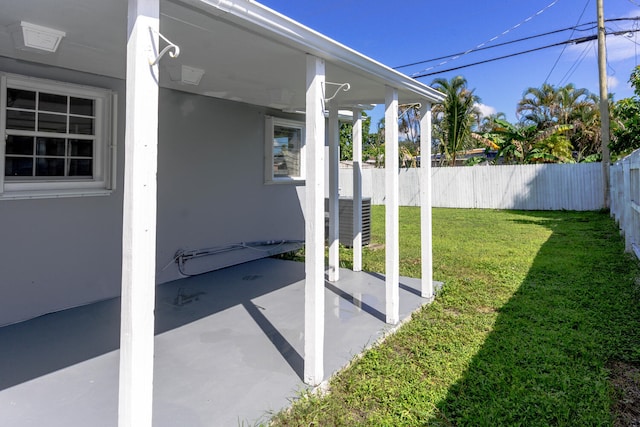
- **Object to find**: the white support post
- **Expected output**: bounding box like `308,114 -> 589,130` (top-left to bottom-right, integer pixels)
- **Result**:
304,54 -> 325,386
419,103 -> 434,300
328,103 -> 340,282
119,1 -> 159,426
352,108 -> 363,272
385,86 -> 399,325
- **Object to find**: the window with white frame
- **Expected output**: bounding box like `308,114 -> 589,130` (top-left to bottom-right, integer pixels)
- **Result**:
265,116 -> 305,183
1,73 -> 116,199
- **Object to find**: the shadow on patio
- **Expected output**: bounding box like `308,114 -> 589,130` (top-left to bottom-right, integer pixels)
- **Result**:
432,212 -> 640,425
0,257 -> 430,426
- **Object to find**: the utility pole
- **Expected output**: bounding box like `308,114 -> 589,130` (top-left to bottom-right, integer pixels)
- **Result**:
597,0 -> 611,208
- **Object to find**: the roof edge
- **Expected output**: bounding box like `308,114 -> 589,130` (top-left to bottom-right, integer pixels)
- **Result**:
174,0 -> 445,103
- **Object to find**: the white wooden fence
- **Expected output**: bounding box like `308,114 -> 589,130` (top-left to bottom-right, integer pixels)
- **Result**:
338,163 -> 605,211
610,149 -> 640,259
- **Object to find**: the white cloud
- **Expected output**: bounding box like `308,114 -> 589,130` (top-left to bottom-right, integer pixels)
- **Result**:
608,75 -> 620,89
475,102 -> 497,118
606,34 -> 638,62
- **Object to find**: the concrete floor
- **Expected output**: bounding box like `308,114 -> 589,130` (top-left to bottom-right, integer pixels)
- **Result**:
0,258 -> 435,426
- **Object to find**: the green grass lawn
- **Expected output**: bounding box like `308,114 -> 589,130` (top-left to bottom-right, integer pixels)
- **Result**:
270,207 -> 640,426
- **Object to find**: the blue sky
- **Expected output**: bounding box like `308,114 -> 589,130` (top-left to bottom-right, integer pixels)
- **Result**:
259,0 -> 640,127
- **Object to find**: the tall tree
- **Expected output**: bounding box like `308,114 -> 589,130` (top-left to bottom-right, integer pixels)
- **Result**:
339,111 -> 372,161
571,97 -> 602,161
517,82 -> 601,160
517,83 -> 559,129
431,76 -> 480,166
478,112 -> 507,133
363,117 -> 386,167
398,104 -> 421,144
556,84 -> 592,125
611,66 -> 640,157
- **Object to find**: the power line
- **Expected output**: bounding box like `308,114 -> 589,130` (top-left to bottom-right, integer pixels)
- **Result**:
404,0 -> 562,76
395,17 -> 640,72
544,0 -> 591,83
394,23 -> 596,70
411,28 -> 640,79
558,39 -> 593,86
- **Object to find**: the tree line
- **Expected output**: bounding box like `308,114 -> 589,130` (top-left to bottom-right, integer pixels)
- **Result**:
340,66 -> 640,167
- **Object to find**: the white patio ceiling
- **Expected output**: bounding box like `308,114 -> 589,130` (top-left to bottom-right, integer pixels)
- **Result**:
0,0 -> 443,110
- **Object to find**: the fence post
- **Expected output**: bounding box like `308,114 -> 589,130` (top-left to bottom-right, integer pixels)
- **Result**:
622,158 -> 632,252
609,164 -> 617,219
630,153 -> 640,257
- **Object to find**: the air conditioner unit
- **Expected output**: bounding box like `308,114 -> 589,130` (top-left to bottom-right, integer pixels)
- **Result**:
325,197 -> 371,247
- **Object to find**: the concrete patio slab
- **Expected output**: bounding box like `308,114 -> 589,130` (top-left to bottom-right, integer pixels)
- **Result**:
0,258 -> 434,426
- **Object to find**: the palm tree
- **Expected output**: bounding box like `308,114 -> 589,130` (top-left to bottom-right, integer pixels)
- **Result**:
478,111 -> 507,133
517,83 -> 601,160
556,84 -> 591,124
431,76 -> 480,166
398,104 -> 421,144
570,96 -> 602,161
517,83 -> 559,129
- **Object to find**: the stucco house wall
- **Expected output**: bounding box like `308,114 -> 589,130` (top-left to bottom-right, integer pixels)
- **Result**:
0,57 -> 306,326
0,57 -> 126,326
155,88 -> 305,283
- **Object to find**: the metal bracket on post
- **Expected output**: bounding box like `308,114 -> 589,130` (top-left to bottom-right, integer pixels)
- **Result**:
149,28 -> 180,66
324,82 -> 351,103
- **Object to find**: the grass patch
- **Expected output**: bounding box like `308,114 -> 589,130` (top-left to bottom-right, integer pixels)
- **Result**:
269,207 -> 640,426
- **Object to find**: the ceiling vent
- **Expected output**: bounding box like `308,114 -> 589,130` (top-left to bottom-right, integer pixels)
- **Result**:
168,65 -> 205,86
11,21 -> 66,53
180,66 -> 205,86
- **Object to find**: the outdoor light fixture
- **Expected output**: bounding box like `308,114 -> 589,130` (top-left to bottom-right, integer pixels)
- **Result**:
10,21 -> 66,53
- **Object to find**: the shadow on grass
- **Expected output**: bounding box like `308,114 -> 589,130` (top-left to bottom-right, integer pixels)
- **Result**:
433,211 -> 640,426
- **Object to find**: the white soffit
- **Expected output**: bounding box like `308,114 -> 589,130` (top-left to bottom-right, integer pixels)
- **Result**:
170,0 -> 444,104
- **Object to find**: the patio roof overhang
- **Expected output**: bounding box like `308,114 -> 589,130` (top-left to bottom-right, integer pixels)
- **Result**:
0,0 -> 443,110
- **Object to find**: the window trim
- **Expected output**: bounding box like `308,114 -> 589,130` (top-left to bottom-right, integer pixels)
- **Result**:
0,73 -> 116,200
264,116 -> 305,185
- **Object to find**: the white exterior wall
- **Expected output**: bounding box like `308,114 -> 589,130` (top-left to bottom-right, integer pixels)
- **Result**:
0,59 -> 306,326
0,58 -> 125,327
338,163 -> 605,211
155,89 -> 305,283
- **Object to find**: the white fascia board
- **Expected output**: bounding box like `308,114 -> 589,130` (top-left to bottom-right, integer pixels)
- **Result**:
175,0 -> 445,103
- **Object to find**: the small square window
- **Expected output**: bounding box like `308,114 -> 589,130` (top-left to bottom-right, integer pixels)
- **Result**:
1,73 -> 116,199
265,117 -> 305,184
